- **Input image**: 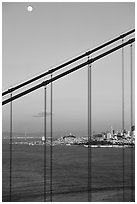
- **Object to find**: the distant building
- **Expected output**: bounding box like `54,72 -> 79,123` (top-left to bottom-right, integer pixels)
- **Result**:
106,132 -> 111,140
63,132 -> 76,140
131,125 -> 135,131
113,133 -> 118,140
117,133 -> 123,140
93,133 -> 103,141
63,133 -> 76,144
42,136 -> 45,142
131,126 -> 135,140
111,126 -> 114,137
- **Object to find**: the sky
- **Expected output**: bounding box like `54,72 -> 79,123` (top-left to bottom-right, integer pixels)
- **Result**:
2,2 -> 135,137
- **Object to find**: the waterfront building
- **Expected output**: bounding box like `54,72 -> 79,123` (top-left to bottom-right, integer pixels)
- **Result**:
42,136 -> 45,142
63,133 -> 76,143
106,132 -> 111,140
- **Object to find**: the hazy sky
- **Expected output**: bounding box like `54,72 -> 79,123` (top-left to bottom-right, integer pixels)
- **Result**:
2,2 -> 135,137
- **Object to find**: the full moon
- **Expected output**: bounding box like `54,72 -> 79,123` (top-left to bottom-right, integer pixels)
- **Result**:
27,6 -> 33,12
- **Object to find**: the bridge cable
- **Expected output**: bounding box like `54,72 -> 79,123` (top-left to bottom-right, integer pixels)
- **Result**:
2,29 -> 135,96
121,38 -> 125,202
9,92 -> 12,201
50,74 -> 53,201
88,55 -> 92,201
130,43 -> 134,201
2,38 -> 135,106
44,86 -> 47,202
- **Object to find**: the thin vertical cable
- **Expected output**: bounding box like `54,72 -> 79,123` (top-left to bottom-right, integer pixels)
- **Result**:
44,86 -> 47,202
88,56 -> 92,202
130,43 -> 134,201
50,74 -> 53,201
122,38 -> 125,201
9,92 -> 12,202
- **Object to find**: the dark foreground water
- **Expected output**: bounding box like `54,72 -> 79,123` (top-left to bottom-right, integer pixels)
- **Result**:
2,143 -> 135,202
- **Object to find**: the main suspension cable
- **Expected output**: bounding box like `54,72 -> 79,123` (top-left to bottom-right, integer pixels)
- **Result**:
2,38 -> 135,106
2,29 -> 135,96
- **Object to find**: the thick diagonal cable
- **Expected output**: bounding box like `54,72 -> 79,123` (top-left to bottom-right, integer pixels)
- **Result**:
2,38 -> 135,106
2,29 -> 135,96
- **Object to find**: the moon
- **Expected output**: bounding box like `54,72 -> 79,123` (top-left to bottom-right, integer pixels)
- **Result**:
27,6 -> 33,12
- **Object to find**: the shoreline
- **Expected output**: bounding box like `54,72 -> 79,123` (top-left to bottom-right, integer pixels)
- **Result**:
2,141 -> 135,148
83,144 -> 134,148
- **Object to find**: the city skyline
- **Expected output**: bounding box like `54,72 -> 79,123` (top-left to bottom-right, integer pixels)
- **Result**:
2,2 -> 135,136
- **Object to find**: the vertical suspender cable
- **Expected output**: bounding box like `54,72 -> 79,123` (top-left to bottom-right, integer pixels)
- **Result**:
9,92 -> 12,202
88,56 -> 92,202
122,38 -> 125,201
44,86 -> 47,202
50,74 -> 53,201
130,43 -> 134,201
